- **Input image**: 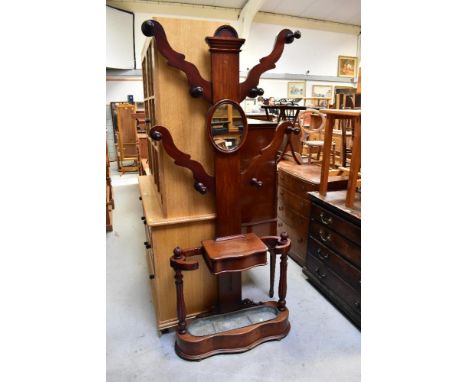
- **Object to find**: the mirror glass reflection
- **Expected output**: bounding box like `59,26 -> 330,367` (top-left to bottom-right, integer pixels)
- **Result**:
210,102 -> 245,151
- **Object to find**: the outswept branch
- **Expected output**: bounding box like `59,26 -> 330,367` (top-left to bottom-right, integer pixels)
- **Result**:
239,29 -> 301,102
241,121 -> 293,182
149,126 -> 215,194
142,20 -> 212,102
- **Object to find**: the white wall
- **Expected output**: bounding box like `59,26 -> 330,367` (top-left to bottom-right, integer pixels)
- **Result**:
241,22 -> 358,76
106,80 -> 143,104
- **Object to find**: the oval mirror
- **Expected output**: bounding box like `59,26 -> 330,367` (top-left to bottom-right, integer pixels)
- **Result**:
207,99 -> 248,153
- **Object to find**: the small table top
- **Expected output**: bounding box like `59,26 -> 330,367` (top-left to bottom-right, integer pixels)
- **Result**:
202,233 -> 268,274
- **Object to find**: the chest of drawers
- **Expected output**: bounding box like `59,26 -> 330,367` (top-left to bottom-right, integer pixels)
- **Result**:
303,190 -> 361,328
277,160 -> 348,267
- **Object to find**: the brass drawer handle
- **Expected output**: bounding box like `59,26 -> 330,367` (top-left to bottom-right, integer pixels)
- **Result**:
315,267 -> 327,279
319,229 -> 332,243
317,248 -> 329,260
320,212 -> 333,225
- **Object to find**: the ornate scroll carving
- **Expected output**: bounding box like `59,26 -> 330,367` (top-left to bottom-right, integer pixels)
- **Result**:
142,20 -> 213,102
239,29 -> 301,102
149,126 -> 215,194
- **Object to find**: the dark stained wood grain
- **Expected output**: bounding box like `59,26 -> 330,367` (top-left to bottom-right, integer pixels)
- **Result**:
239,29 -> 300,102
149,125 -> 215,193
141,19 -> 213,102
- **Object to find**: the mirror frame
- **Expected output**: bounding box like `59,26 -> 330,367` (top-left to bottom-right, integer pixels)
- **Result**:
207,99 -> 248,154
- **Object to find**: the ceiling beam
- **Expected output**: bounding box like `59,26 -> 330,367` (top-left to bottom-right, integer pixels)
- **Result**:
106,1 -> 239,20
255,12 -> 360,35
237,0 -> 265,39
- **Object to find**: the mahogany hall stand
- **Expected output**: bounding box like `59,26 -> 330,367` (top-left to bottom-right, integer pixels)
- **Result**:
141,19 -> 301,359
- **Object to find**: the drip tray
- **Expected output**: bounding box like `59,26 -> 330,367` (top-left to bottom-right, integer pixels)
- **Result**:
188,305 -> 279,336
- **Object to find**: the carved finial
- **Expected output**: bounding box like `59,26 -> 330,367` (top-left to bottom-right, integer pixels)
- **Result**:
141,20 -> 156,37
173,246 -> 183,259
150,130 -> 162,141
189,86 -> 204,98
285,30 -> 301,44
247,87 -> 265,98
279,232 -> 289,243
194,181 -> 207,194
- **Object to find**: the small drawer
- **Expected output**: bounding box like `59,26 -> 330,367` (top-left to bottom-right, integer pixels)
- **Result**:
307,238 -> 360,291
277,205 -> 309,237
278,169 -> 316,197
277,217 -> 307,266
310,203 -> 360,245
309,220 -> 360,267
306,256 -> 361,316
278,186 -> 310,218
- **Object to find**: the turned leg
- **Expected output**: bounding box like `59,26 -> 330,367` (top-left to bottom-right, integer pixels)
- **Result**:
277,233 -> 289,311
170,246 -> 200,334
174,269 -> 187,334
269,250 -> 276,298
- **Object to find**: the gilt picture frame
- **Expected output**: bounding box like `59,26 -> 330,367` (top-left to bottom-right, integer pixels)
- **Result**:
287,81 -> 306,98
338,56 -> 358,78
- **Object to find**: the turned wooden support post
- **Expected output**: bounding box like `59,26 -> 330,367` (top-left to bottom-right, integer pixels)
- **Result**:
269,250 -> 276,298
277,232 -> 289,311
173,247 -> 187,334
174,268 -> 187,334
169,246 -> 199,335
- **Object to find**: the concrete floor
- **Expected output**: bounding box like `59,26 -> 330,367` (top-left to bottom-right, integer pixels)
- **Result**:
106,166 -> 360,382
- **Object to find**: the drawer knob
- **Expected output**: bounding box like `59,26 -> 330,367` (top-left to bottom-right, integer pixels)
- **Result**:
149,274 -> 155,280
317,248 -> 329,260
250,178 -> 263,188
319,229 -> 332,243
320,212 -> 333,225
315,267 -> 327,279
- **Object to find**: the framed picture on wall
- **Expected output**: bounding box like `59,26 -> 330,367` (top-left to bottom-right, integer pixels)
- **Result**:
287,81 -> 306,98
312,85 -> 333,98
337,56 -> 358,78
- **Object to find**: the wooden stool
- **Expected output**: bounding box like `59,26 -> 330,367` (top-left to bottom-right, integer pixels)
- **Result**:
319,109 -> 361,208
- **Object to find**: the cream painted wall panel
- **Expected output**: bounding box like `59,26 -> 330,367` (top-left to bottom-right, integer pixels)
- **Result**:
106,80 -> 144,104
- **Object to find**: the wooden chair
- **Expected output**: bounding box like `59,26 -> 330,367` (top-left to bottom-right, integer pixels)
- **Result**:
298,110 -> 336,165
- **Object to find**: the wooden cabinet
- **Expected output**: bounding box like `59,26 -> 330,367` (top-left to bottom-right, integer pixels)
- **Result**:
116,103 -> 139,173
139,176 -> 217,331
303,190 -> 361,328
277,160 -> 348,266
139,18 -> 222,331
